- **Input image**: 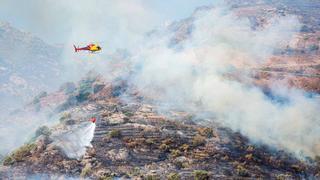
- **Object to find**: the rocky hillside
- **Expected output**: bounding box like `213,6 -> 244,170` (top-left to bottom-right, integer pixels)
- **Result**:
161,0 -> 320,94
1,73 -> 320,179
0,22 -> 63,113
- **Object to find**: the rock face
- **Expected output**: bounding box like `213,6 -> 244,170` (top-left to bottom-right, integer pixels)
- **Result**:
1,75 -> 320,179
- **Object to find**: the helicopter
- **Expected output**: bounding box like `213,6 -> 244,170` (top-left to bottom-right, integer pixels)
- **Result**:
73,43 -> 102,53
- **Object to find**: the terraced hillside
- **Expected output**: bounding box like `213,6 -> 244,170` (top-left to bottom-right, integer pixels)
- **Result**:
1,75 -> 320,179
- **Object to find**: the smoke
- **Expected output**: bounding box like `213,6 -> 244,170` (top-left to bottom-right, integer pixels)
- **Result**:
51,122 -> 96,159
0,0 -> 158,157
127,7 -> 320,158
0,112 -> 58,156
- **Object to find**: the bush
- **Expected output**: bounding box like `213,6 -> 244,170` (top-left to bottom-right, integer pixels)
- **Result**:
76,92 -> 90,102
159,144 -> 169,152
145,138 -> 156,145
3,143 -> 36,165
193,170 -> 209,180
129,167 -> 141,176
123,111 -> 134,117
80,164 -> 92,177
2,156 -> 14,166
145,174 -> 160,180
192,135 -> 206,147
29,125 -> 52,142
173,160 -> 189,169
309,44 -> 319,51
98,176 -> 113,180
108,129 -> 122,138
179,144 -> 189,152
170,149 -> 181,158
76,78 -> 96,102
236,164 -> 249,177
167,173 -> 181,180
35,126 -> 51,137
276,174 -> 292,180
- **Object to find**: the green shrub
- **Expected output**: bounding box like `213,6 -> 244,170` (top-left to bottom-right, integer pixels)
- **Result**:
145,174 -> 160,180
29,125 -> 52,142
3,143 -> 36,165
145,138 -> 156,145
236,164 -> 249,177
2,156 -> 14,166
76,92 -> 90,102
76,78 -> 96,102
123,111 -> 134,117
167,172 -> 181,180
98,176 -> 113,180
159,144 -> 169,152
80,164 -> 92,177
108,129 -> 122,138
35,126 -> 51,137
170,149 -> 181,158
193,170 -> 209,180
309,44 -> 319,51
276,174 -> 292,180
129,167 -> 141,176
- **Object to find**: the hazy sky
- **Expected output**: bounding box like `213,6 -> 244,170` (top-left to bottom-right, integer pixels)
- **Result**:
0,0 -> 218,45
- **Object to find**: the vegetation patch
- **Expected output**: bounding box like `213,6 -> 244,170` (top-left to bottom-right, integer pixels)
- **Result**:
170,149 -> 182,158
29,125 -> 52,142
35,125 -> 51,137
193,170 -> 209,180
145,174 -> 160,180
80,164 -> 92,177
167,172 -> 181,180
159,143 -> 170,152
108,129 -> 122,138
236,164 -> 250,177
3,143 -> 37,165
179,144 -> 189,152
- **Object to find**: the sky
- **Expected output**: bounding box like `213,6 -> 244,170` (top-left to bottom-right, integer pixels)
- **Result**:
0,0 -> 218,45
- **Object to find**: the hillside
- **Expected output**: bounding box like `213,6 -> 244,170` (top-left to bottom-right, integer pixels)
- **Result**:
0,22 -> 63,113
1,74 -> 319,179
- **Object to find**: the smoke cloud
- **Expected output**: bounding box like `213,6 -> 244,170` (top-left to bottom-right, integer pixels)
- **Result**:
127,7 -> 320,159
51,122 -> 95,159
0,112 -> 57,156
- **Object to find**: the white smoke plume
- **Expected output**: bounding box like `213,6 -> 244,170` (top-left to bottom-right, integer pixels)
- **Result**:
51,122 -> 96,159
128,7 -> 320,159
0,112 -> 59,156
